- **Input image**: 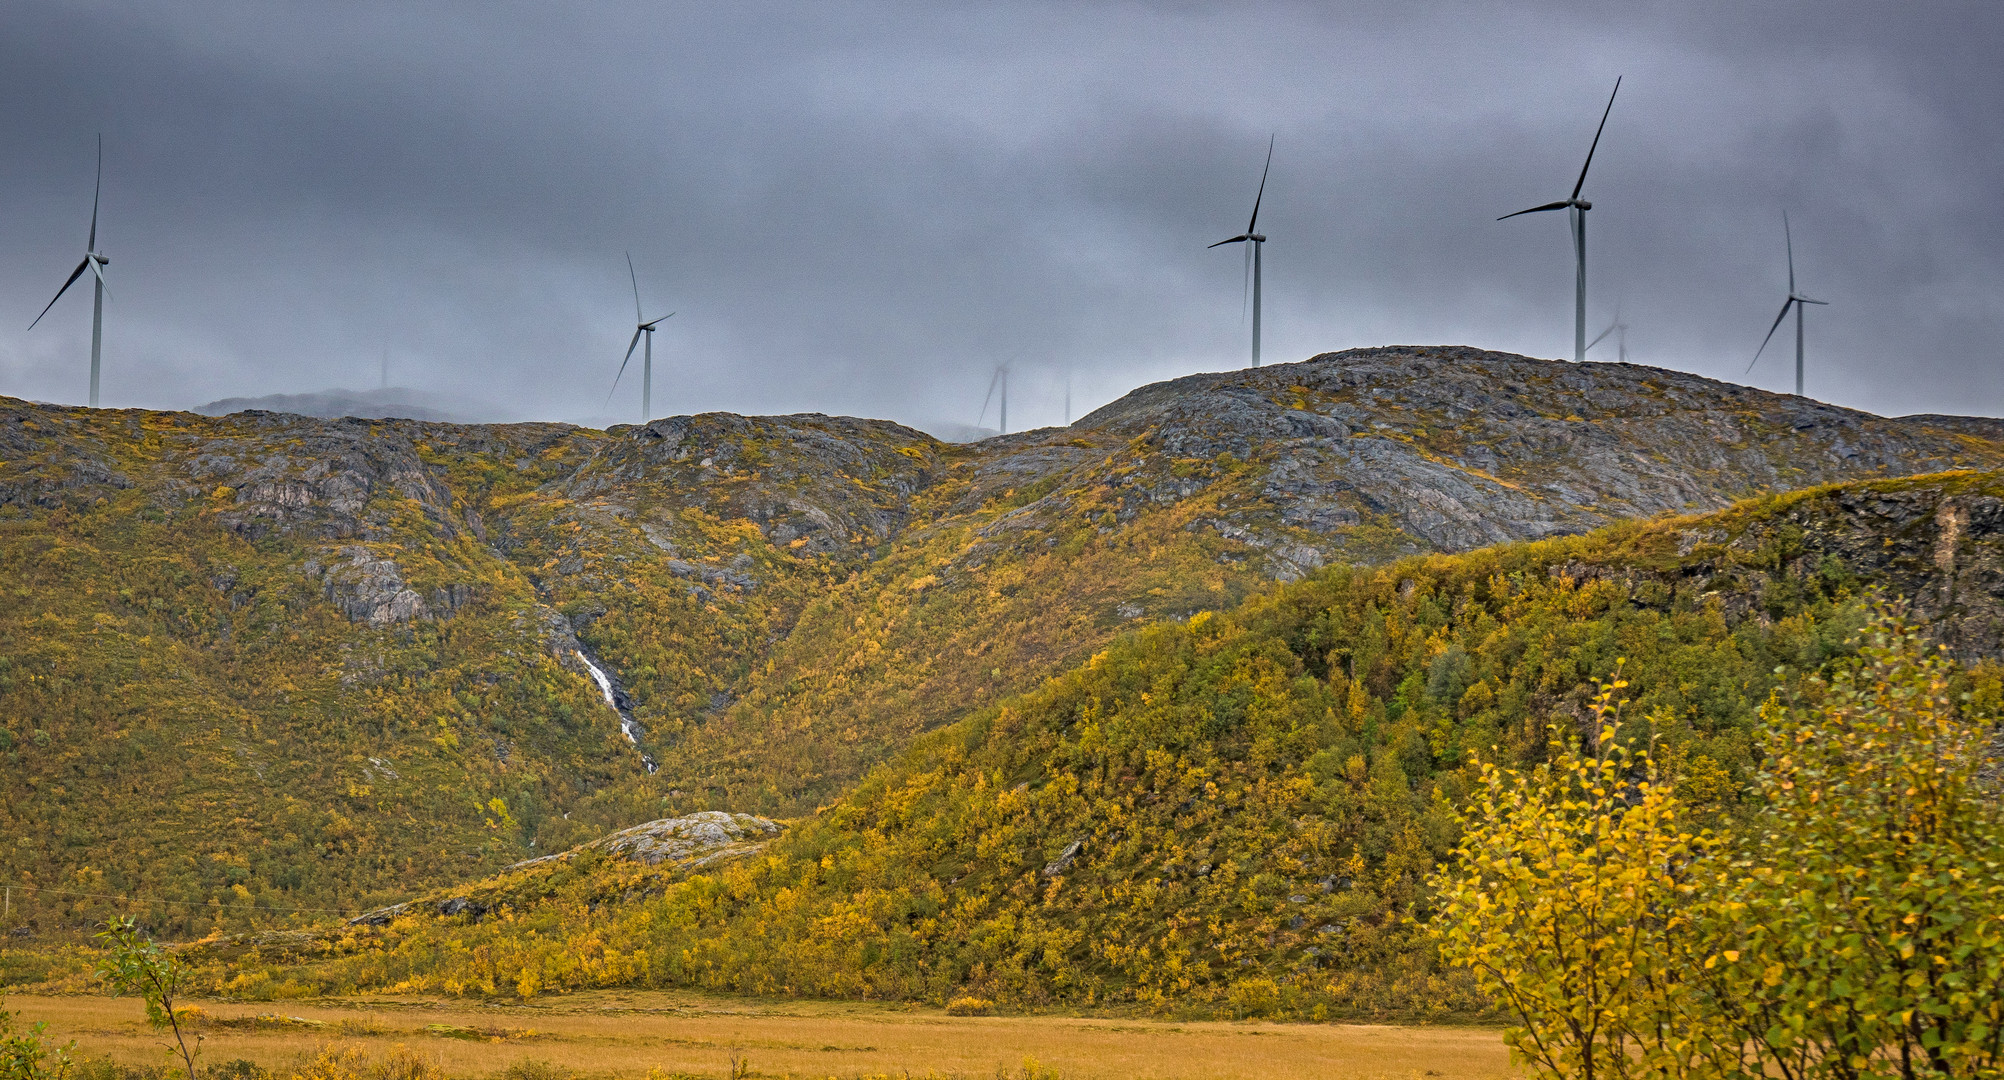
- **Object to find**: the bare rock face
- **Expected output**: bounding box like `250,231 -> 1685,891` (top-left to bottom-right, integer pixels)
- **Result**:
561,412 -> 940,558
1655,477 -> 2004,661
302,546 -> 470,626
193,415 -> 471,543
508,810 -> 783,871
1046,346 -> 2004,572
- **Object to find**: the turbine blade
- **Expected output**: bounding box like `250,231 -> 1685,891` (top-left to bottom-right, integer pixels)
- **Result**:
1498,201 -> 1571,221
1799,297 -> 1829,305
626,252 -> 643,324
89,133 -> 102,251
976,367 -> 1001,428
1783,211 -> 1795,293
606,327 -> 644,403
89,256 -> 110,300
28,259 -> 90,330
1247,134 -> 1274,234
1208,234 -> 1251,248
1587,322 -> 1617,351
642,312 -> 676,329
1570,75 -> 1621,201
1746,298 -> 1796,373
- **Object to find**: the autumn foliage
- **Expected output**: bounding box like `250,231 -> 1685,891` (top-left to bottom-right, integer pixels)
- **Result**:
1434,609 -> 2004,1079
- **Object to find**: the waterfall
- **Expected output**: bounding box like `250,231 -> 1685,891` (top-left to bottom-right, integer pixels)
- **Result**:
574,650 -> 658,774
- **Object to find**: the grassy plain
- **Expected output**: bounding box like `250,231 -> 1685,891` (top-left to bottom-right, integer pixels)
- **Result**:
5,991 -> 1513,1080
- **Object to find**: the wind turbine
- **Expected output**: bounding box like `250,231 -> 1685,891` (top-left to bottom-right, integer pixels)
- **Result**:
1500,77 -> 1621,364
607,253 -> 673,422
29,136 -> 111,408
1586,304 -> 1628,363
1210,135 -> 1273,368
1746,211 -> 1828,398
978,364 -> 1009,435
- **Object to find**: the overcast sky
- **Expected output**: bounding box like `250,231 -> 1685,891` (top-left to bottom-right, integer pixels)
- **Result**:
1,1 -> 1998,431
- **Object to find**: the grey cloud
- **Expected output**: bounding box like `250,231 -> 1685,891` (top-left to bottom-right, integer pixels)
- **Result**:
0,1 -> 1998,433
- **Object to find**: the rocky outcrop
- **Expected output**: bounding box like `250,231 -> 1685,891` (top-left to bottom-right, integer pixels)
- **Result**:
302,546 -> 472,626
342,812 -> 783,928
1653,476 -> 2004,660
559,412 -> 939,559
184,415 -> 475,543
508,811 -> 782,871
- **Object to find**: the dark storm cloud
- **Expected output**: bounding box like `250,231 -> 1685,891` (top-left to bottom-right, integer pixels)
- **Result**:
1,1 -> 1999,431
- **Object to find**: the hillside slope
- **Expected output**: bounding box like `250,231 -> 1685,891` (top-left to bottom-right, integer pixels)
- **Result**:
202,470 -> 2004,1017
659,346 -> 2004,811
6,347 -> 2004,935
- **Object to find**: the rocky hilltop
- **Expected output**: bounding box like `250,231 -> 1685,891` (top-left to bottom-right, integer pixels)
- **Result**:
4,346 -> 2002,934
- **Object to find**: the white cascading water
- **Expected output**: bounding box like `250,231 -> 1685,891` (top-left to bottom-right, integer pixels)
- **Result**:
574,649 -> 658,773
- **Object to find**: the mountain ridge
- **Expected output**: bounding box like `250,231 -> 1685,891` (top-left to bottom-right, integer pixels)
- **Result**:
6,345 -> 2004,938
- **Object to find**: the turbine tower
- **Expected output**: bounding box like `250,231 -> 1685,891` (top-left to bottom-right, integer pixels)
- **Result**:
1746,211 -> 1828,398
1500,78 -> 1621,364
608,253 -> 673,422
29,136 -> 111,408
1210,135 -> 1273,368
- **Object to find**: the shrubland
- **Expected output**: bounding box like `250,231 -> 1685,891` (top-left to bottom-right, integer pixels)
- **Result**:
178,472 -> 2004,1021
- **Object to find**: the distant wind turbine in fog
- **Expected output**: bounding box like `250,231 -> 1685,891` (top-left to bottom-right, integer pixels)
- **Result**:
1586,305 -> 1629,363
1746,211 -> 1828,398
1210,135 -> 1274,368
607,253 -> 673,422
1500,77 -> 1621,365
978,364 -> 1009,436
29,136 -> 112,408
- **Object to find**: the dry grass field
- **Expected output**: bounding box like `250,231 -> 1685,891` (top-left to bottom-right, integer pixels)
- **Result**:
4,991 -> 1515,1080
